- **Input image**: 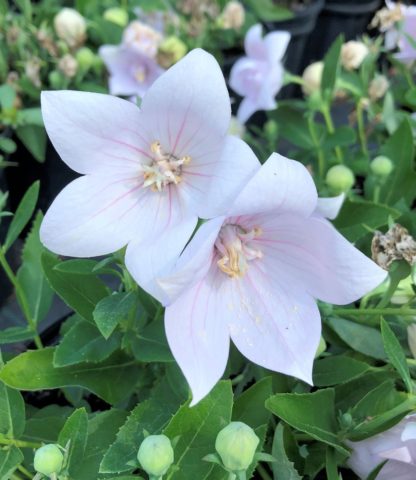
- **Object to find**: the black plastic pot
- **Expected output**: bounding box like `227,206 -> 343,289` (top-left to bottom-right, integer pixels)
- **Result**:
306,0 -> 383,64
265,0 -> 325,98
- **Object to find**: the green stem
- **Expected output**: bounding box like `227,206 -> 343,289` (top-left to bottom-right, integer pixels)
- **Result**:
356,100 -> 369,157
373,184 -> 381,203
0,248 -> 43,349
321,105 -> 344,163
376,276 -> 401,309
307,115 -> 326,178
0,436 -> 41,448
256,464 -> 272,480
16,465 -> 32,479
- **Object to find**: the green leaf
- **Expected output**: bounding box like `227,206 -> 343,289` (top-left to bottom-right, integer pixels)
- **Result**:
0,326 -> 35,344
15,125 -> 47,163
53,319 -> 121,367
0,348 -> 140,404
0,84 -> 16,109
266,389 -> 349,455
0,446 -> 23,479
93,292 -> 137,339
313,356 -> 371,386
58,408 -> 88,477
53,258 -> 115,276
0,137 -> 16,154
232,377 -> 272,426
18,107 -> 43,126
321,35 -> 343,97
271,423 -> 302,480
326,317 -> 386,360
242,0 -> 292,21
130,317 -> 174,363
4,181 -> 39,252
381,318 -> 413,393
333,199 -> 401,242
164,381 -> 233,479
71,409 -> 128,479
17,212 -> 53,325
322,126 -> 357,149
100,380 -> 185,474
382,92 -> 399,134
0,380 -> 25,439
23,405 -> 73,444
380,119 -> 416,206
42,252 -> 108,323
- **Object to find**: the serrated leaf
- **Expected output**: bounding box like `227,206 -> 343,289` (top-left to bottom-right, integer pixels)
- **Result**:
271,423 -> 302,480
0,380 -> 25,439
58,408 -> 88,477
100,380 -> 185,474
4,181 -> 39,251
313,356 -> 371,386
0,347 -> 140,404
93,292 -> 137,340
17,211 -> 53,325
42,252 -> 108,323
0,446 -> 23,479
380,318 -> 413,393
266,389 -> 349,455
53,319 -> 121,366
130,317 -> 174,363
164,381 -> 233,479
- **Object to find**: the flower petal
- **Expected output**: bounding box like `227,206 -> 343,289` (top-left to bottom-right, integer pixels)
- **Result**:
228,152 -> 318,217
244,24 -> 265,59
257,214 -> 387,305
40,174 -> 146,257
41,90 -> 149,175
237,97 -> 259,124
156,217 -> 225,305
264,31 -> 291,63
227,265 -> 321,383
314,193 -> 345,220
139,48 -> 231,158
181,136 -> 260,218
165,267 -> 230,405
125,211 -> 198,304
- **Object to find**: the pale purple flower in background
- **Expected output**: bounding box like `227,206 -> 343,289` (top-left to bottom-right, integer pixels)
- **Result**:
384,1 -> 416,63
99,44 -> 164,97
40,49 -> 259,294
229,24 -> 290,123
156,154 -> 386,405
348,414 -> 416,479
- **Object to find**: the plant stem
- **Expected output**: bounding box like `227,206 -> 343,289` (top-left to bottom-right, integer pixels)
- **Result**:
0,248 -> 43,349
373,185 -> 381,203
0,436 -> 41,448
321,105 -> 344,163
308,115 -> 326,178
356,100 -> 369,157
257,464 -> 272,480
334,307 -> 416,317
16,465 -> 33,479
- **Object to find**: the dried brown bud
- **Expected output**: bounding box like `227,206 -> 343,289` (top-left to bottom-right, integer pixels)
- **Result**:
372,224 -> 416,270
58,54 -> 78,78
25,57 -> 42,88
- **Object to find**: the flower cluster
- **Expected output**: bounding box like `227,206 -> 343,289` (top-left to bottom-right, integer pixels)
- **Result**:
40,48 -> 386,404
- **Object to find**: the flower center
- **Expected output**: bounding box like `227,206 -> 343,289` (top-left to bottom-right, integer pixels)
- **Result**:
215,224 -> 263,278
142,141 -> 191,192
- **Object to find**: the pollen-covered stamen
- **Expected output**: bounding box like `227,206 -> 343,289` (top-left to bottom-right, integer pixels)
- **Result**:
142,141 -> 191,192
215,224 -> 263,278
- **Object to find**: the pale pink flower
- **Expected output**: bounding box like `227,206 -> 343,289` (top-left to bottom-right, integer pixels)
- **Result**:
348,414 -> 416,479
229,24 -> 290,123
99,44 -> 164,97
156,154 -> 386,404
384,1 -> 416,63
40,49 -> 259,295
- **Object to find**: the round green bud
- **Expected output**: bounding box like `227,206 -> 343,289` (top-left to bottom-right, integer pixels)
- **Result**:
325,165 -> 355,193
157,36 -> 188,68
137,434 -> 174,477
370,155 -> 393,177
34,444 -> 64,476
48,70 -> 64,89
215,422 -> 259,472
76,47 -> 96,70
103,7 -> 129,27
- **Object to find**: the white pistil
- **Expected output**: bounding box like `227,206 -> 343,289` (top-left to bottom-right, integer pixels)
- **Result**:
142,141 -> 191,192
216,224 -> 263,278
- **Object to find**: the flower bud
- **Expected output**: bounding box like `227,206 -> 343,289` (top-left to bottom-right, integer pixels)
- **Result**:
123,21 -> 163,58
58,54 -> 78,78
340,41 -> 369,71
215,422 -> 259,472
368,75 -> 389,101
76,47 -> 96,71
48,70 -> 65,89
220,1 -> 245,30
325,165 -> 355,194
34,444 -> 64,477
137,434 -> 174,477
25,57 -> 42,88
54,8 -> 87,49
370,155 -> 393,178
103,7 -> 129,27
302,61 -> 323,96
157,36 -> 188,68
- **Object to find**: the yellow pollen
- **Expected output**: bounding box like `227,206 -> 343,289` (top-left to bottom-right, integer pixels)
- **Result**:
142,140 -> 192,192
